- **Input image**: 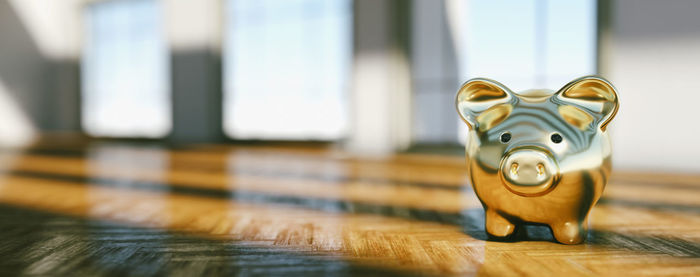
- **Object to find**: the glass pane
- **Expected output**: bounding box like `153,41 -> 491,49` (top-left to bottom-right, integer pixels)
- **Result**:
223,0 -> 352,140
452,0 -> 596,143
82,0 -> 170,138
461,0 -> 597,91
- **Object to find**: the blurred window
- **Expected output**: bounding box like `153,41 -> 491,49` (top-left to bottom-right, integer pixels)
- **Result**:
460,0 -> 597,90
82,0 -> 170,138
411,0 -> 597,144
223,0 -> 352,140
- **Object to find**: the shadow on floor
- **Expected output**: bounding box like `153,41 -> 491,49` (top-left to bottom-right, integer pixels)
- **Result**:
0,204 -> 425,277
6,169 -> 700,259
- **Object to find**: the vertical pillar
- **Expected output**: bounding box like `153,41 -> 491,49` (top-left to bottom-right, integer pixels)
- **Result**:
347,0 -> 412,154
411,0 -> 460,144
164,0 -> 224,143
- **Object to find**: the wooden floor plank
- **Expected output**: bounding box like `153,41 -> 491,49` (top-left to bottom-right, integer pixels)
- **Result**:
5,154 -> 480,213
0,143 -> 697,276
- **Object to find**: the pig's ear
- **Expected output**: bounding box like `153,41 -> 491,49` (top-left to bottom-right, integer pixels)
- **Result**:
555,76 -> 619,131
455,78 -> 515,131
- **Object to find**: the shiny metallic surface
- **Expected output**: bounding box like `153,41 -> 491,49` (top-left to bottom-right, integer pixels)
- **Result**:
455,76 -> 620,244
500,147 -> 559,197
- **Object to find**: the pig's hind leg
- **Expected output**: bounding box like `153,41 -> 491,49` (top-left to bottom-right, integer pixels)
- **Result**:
485,209 -> 517,239
550,220 -> 586,244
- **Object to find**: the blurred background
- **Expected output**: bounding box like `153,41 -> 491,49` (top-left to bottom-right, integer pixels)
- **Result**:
0,0 -> 698,173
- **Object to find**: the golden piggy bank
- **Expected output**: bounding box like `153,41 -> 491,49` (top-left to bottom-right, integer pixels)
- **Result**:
455,76 -> 619,244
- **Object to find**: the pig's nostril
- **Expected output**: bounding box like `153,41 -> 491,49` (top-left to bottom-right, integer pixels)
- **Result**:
500,150 -> 558,196
510,163 -> 519,176
536,163 -> 545,176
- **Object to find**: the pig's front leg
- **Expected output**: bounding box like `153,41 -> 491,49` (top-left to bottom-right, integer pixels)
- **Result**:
485,209 -> 516,238
550,220 -> 586,244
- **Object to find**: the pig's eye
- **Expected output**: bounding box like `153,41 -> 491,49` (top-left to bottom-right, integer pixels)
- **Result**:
500,132 -> 512,143
550,133 -> 563,144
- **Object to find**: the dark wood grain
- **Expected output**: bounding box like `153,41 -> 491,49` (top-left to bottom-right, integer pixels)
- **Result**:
0,204 -> 418,277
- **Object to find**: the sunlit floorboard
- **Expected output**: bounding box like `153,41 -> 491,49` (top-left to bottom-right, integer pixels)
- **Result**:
0,142 -> 698,276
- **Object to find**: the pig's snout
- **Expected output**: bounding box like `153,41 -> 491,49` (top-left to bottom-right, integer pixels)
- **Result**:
500,148 -> 559,196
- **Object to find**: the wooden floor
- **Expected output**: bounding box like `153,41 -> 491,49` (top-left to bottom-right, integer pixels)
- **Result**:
0,141 -> 698,276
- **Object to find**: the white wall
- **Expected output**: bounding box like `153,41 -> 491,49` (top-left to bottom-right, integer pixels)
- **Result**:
0,1 -> 48,147
0,0 -> 82,147
604,0 -> 700,173
410,0 -> 460,144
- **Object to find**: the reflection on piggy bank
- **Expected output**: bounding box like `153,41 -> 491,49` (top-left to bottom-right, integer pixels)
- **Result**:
455,76 -> 619,244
